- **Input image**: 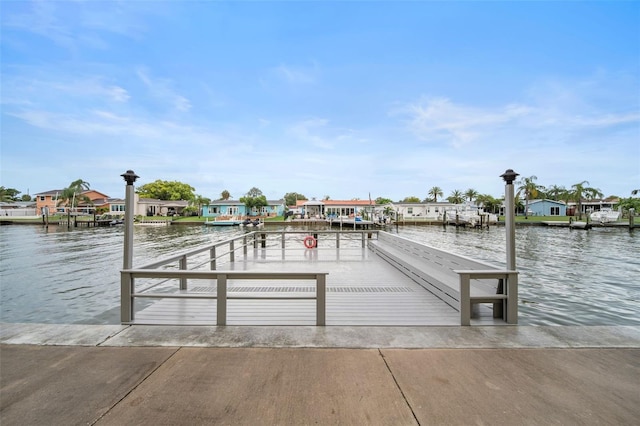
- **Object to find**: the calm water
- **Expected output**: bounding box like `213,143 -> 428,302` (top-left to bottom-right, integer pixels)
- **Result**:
1,223 -> 638,325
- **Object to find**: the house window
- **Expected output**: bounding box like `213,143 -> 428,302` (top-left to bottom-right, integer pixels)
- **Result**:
550,207 -> 560,216
407,207 -> 413,214
40,196 -> 45,201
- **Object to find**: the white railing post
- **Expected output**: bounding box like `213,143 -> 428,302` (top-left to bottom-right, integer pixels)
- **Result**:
179,255 -> 187,290
506,272 -> 518,324
336,232 -> 340,248
459,273 -> 471,326
210,246 -> 216,270
217,274 -> 227,325
230,240 -> 235,262
120,272 -> 134,323
281,231 -> 285,249
316,273 -> 326,326
243,236 -> 248,256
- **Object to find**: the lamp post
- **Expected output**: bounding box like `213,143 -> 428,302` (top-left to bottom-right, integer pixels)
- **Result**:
121,170 -> 139,270
500,169 -> 519,271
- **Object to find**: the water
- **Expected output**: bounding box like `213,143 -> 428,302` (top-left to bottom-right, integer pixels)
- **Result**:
1,224 -> 638,325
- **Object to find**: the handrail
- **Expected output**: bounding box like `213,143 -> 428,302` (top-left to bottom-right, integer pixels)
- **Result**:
136,230 -> 379,270
122,229 -> 378,326
454,269 -> 518,326
121,269 -> 328,326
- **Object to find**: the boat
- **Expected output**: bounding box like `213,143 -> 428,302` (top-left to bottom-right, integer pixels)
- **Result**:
204,217 -> 243,226
443,206 -> 485,227
590,208 -> 620,224
242,218 -> 263,227
569,220 -> 592,230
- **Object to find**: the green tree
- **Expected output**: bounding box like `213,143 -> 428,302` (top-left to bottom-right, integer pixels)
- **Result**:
137,180 -> 196,201
375,197 -> 393,205
447,190 -> 465,204
191,194 -> 211,217
57,179 -> 93,226
323,195 -> 331,200
220,190 -> 231,200
402,196 -> 421,203
246,187 -> 263,197
546,185 -> 567,201
240,187 -> 267,216
240,194 -> 268,216
617,196 -> 640,216
516,175 -> 542,218
20,194 -> 32,201
0,187 -> 21,202
428,186 -> 443,202
464,188 -> 479,204
283,192 -> 307,206
570,180 -> 602,219
476,194 -> 501,213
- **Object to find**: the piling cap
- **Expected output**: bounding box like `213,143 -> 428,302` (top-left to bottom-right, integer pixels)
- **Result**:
121,170 -> 140,185
500,169 -> 519,184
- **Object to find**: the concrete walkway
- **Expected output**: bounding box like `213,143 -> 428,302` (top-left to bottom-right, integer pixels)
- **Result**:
2,324 -> 640,425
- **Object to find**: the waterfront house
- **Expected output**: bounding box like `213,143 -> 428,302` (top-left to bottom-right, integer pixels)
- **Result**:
34,189 -> 110,215
391,202 -> 456,220
203,199 -> 286,218
0,201 -> 37,217
566,197 -> 619,216
295,199 -> 376,219
525,199 -> 567,217
133,195 -> 190,216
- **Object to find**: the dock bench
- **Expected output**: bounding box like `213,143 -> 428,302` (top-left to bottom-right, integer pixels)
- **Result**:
368,232 -> 517,325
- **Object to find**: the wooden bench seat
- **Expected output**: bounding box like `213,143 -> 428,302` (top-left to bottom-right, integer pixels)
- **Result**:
368,232 -> 517,325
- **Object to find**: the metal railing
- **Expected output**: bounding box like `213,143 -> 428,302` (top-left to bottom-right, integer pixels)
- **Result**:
120,230 -> 378,325
121,269 -> 327,325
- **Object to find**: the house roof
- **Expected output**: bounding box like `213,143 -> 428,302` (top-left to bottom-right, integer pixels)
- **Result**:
208,199 -> 285,206
33,189 -> 65,196
528,199 -> 567,206
33,189 -> 110,199
295,199 -> 376,208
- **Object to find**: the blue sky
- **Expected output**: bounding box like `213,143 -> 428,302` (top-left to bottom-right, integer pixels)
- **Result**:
2,1 -> 639,202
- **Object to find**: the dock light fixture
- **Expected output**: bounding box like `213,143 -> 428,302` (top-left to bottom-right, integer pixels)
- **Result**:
501,169 -> 518,272
500,168 -> 519,184
121,170 -> 139,185
121,170 -> 139,272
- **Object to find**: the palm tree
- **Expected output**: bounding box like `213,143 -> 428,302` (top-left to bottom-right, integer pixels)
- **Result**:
191,194 -> 211,217
447,190 -> 465,204
428,186 -> 443,203
516,175 -> 541,218
464,189 -> 478,205
57,179 -> 92,226
220,190 -> 231,200
476,194 -> 500,213
546,185 -> 566,201
632,189 -> 639,196
570,181 -> 602,219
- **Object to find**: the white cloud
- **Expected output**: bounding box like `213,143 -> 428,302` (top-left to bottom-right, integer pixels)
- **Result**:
136,68 -> 192,112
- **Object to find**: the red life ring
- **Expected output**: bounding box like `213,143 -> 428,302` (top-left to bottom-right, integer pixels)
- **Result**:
303,236 -> 317,249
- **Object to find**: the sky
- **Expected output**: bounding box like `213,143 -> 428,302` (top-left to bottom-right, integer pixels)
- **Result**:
1,1 -> 639,202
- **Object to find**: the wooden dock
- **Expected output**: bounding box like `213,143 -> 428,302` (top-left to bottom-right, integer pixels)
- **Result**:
129,232 -> 505,326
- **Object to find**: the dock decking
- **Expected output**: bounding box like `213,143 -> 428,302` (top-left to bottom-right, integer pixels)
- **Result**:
130,233 -> 504,326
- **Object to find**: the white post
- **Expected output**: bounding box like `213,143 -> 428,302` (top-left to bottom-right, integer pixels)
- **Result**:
501,169 -> 518,271
121,170 -> 139,270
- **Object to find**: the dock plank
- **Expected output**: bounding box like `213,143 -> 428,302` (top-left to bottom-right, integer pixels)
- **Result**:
133,246 -> 463,326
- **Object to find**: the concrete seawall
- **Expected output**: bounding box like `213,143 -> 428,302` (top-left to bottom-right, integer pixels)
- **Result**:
2,324 -> 639,425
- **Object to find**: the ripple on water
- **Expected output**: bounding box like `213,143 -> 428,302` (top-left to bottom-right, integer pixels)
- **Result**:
1,224 -> 638,325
